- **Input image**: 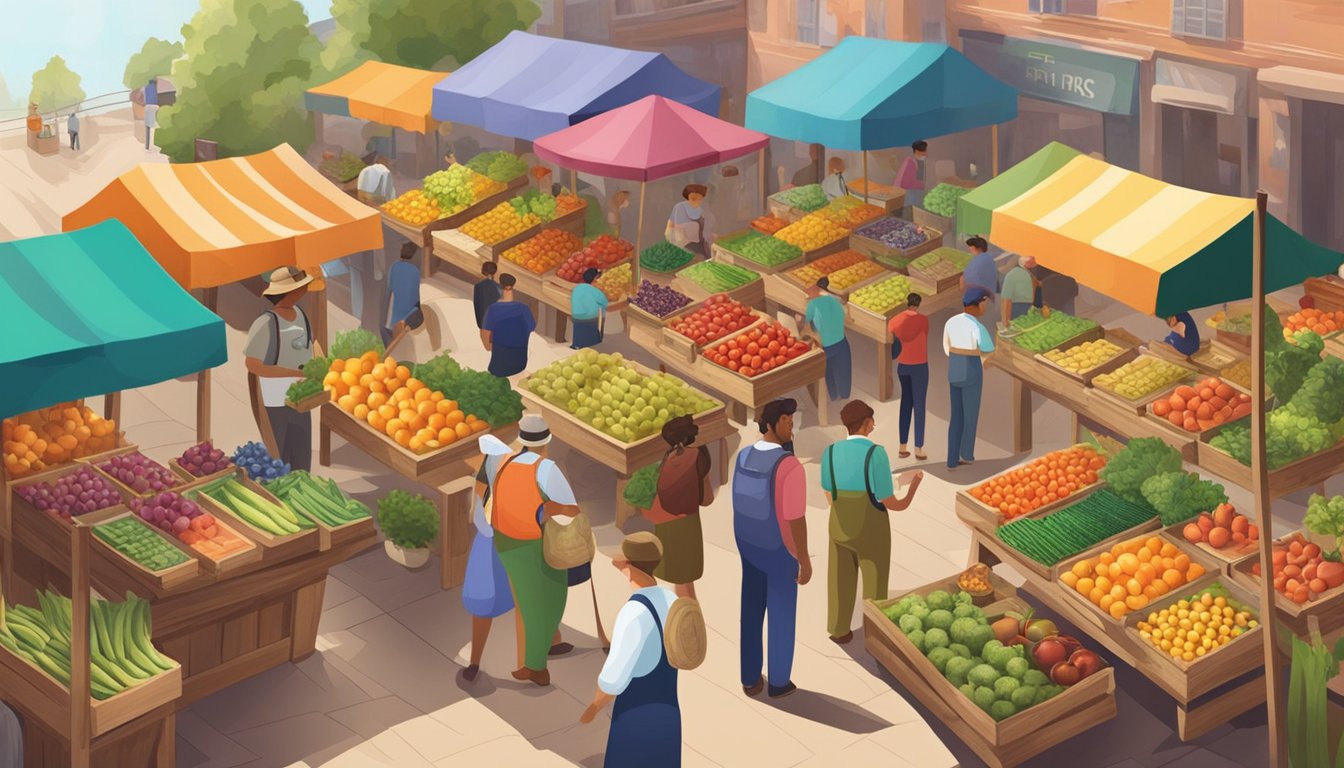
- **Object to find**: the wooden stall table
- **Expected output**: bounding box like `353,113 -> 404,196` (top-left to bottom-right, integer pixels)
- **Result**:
318,402 -> 518,590
849,179 -> 905,214
383,174 -> 527,277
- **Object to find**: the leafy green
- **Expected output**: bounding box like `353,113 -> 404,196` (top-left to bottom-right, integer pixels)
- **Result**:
377,489 -> 438,549
286,378 -> 325,402
1305,495 -> 1344,559
413,353 -> 523,427
922,183 -> 972,217
467,151 -> 528,183
623,462 -> 661,510
1140,471 -> 1228,526
1288,356 -> 1344,424
1293,329 -> 1325,356
1098,437 -> 1182,505
508,189 -> 557,222
330,329 -> 385,360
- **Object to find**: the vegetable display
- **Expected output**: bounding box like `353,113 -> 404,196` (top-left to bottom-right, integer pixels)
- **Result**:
265,471 -> 372,528
776,184 -> 828,212
909,247 -> 970,280
824,260 -> 886,291
717,230 -> 802,267
1140,471 -> 1228,526
1063,534 -> 1206,620
1304,494 -> 1344,560
639,242 -> 695,274
377,489 -> 439,549
194,475 -> 314,537
1181,503 -> 1258,552
465,151 -> 528,183
750,214 -> 788,235
772,213 -> 849,252
1135,584 -> 1257,662
998,490 -> 1154,566
97,452 -> 177,495
854,217 -> 930,252
969,446 -> 1106,520
93,518 -> 190,572
318,152 -> 363,183
1284,632 -> 1344,768
230,442 -> 290,482
1098,438 -> 1182,505
623,463 -> 660,511
849,273 -> 915,315
922,183 -> 973,218
702,321 -> 812,378
501,228 -> 582,274
786,250 -> 869,287
1093,356 -> 1192,401
330,329 -> 385,361
1005,309 -> 1099,353
3,403 -> 120,478
556,235 -> 634,282
176,441 -> 234,478
678,261 -> 758,293
413,353 -> 523,429
1042,339 -> 1126,374
1283,307 -> 1344,341
1249,531 -> 1344,605
1209,351 -> 1344,468
15,466 -> 122,522
630,280 -> 691,318
0,590 -> 176,700
1150,378 -> 1253,432
671,294 -> 757,345
286,377 -> 325,404
816,197 -> 884,230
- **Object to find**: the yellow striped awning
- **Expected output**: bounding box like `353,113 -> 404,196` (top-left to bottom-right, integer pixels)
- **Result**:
306,61 -> 447,134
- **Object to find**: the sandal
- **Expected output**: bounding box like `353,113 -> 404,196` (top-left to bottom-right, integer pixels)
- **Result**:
915,449 -> 927,460
898,450 -> 911,458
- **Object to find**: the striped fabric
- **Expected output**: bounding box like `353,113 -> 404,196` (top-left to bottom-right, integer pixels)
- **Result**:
306,61 -> 448,134
62,144 -> 382,289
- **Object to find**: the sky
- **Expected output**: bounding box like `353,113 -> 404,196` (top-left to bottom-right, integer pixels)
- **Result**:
0,0 -> 332,113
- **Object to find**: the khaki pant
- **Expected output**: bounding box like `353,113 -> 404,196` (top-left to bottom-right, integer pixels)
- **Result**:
827,491 -> 890,638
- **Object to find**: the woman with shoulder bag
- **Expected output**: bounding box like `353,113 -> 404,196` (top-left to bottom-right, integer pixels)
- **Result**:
647,416 -> 714,599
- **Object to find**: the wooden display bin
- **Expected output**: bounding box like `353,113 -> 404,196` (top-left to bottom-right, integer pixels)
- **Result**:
850,222 -> 941,267
1197,422 -> 1344,500
1227,531 -> 1344,637
186,469 -> 318,565
710,230 -> 806,275
765,192 -> 813,223
671,265 -> 766,307
547,204 -> 588,237
380,174 -> 527,252
842,272 -> 938,340
166,458 -> 236,486
79,447 -> 184,501
849,179 -> 905,213
1031,328 -> 1141,392
1086,353 -> 1197,416
82,507 -> 200,595
863,572 -> 1117,768
912,206 -> 955,245
1159,521 -> 1258,568
432,222 -> 543,273
285,388 -> 330,413
540,254 -> 635,315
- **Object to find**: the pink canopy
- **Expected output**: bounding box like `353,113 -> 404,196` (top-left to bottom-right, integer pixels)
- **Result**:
533,95 -> 769,181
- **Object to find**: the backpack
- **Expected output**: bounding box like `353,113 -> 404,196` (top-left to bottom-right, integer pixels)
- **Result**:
634,593 -> 706,671
825,443 -> 883,511
262,306 -> 312,366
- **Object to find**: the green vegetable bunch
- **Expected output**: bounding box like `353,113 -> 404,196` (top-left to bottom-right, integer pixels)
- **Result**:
1285,632 -> 1344,768
777,184 -> 828,212
377,489 -> 438,549
623,462 -> 661,510
1098,437 -> 1183,505
286,378 -> 325,403
467,151 -> 527,183
1288,356 -> 1344,424
1140,471 -> 1228,526
330,329 -> 385,361
1304,494 -> 1344,560
922,183 -> 971,217
509,189 -> 558,222
1291,329 -> 1326,355
640,242 -> 694,273
414,353 -> 523,427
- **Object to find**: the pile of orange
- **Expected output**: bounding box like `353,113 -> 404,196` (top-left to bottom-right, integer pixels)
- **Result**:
817,197 -> 885,231
1284,307 -> 1344,340
3,404 -> 119,478
381,190 -> 442,226
323,352 -> 489,454
461,203 -> 540,245
970,446 -> 1105,520
751,215 -> 788,235
501,229 -> 582,274
1061,535 -> 1207,620
555,193 -> 586,217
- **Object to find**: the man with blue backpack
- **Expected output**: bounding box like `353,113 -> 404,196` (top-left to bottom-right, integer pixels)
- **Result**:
732,398 -> 810,699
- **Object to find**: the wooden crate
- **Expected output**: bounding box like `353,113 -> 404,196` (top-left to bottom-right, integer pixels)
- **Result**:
186,469 -> 319,566
8,461 -> 134,524
671,265 -> 766,307
955,482 -> 1105,540
1227,531 -> 1344,636
540,253 -> 636,314
180,512 -> 262,577
166,457 -> 237,486
79,447 -> 184,501
765,192 -> 813,223
1087,354 -> 1199,416
912,206 -> 955,245
1197,424 -> 1344,500
1001,324 -> 1104,366
842,272 -> 937,340
285,388 -> 330,413
319,402 -> 517,484
1031,335 -> 1140,396
710,230 -> 807,275
850,223 -> 942,266
848,179 -> 905,213
83,507 -> 201,595
379,175 -> 527,248
548,203 -> 587,238
690,343 -> 826,412
1140,378 -> 1259,443
308,513 -> 376,553
659,310 -> 769,367
1159,522 -> 1259,568
863,576 -> 1117,768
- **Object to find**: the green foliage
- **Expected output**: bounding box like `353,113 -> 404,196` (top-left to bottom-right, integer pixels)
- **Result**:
1210,408 -> 1336,470
413,353 -> 524,427
330,329 -> 385,360
1140,471 -> 1228,526
1289,356 -> 1344,425
1267,343 -> 1321,404
777,184 -> 828,212
508,189 -> 558,222
467,151 -> 528,183
286,377 -> 325,403
623,462 -> 661,511
30,56 -> 85,114
156,0 -> 320,162
1305,495 -> 1344,559
324,0 -> 540,73
922,183 -> 971,217
377,489 -> 438,548
1285,632 -> 1344,768
1293,329 -> 1326,356
123,38 -> 183,89
1098,437 -> 1183,505
640,242 -> 695,274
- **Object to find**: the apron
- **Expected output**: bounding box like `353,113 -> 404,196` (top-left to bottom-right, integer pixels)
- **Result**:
685,216 -> 706,258
825,445 -> 889,548
571,317 -> 603,349
948,353 -> 983,387
604,594 -> 680,768
493,456 -> 568,670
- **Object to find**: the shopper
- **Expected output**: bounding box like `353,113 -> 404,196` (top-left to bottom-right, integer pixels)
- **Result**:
666,184 -> 710,258
473,262 -> 503,329
821,401 -> 924,643
733,399 -> 809,699
242,267 -> 317,472
570,267 -> 609,350
887,293 -> 930,460
1163,311 -> 1201,357
607,190 -> 630,238
821,156 -> 850,200
144,104 -> 157,151
895,140 -> 929,209
461,435 -> 516,683
960,236 -> 997,321
579,533 -> 680,768
67,111 -> 79,150
1000,254 -> 1038,326
799,277 -> 851,401
481,274 -> 536,377
646,416 -> 713,599
491,415 -> 580,687
382,241 -> 422,346
944,288 -> 995,471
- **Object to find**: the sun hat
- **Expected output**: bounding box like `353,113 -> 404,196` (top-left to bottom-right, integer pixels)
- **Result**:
518,414 -> 552,447
614,531 -> 663,567
263,266 -> 315,295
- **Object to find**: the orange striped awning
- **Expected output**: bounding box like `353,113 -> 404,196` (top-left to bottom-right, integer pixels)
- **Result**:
62,144 -> 382,289
306,61 -> 447,134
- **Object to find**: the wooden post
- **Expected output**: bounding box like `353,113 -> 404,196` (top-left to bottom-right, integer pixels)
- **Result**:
758,147 -> 767,212
1012,379 -> 1032,453
571,168 -> 578,195
862,151 -> 870,203
991,124 -> 1000,178
1251,191 -> 1287,768
310,286 -> 329,354
103,390 -> 122,426
634,180 -> 647,286
70,523 -> 92,768
196,370 -> 211,444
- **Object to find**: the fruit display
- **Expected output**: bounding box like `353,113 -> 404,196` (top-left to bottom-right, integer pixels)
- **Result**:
816,197 -> 885,230
501,228 -> 582,274
131,491 -> 251,559
460,202 -> 540,245
524,350 -> 718,443
630,280 -> 692,318
97,452 -> 178,495
508,189 -> 560,223
622,462 -> 661,510
1093,356 -> 1193,400
556,235 -> 634,282
594,263 -> 634,302
176,441 -> 234,478
703,321 -> 812,378
717,230 -> 803,267
1283,307 -> 1344,340
230,442 -> 290,482
1006,309 -> 1100,354
671,294 -> 757,345
786,250 -> 870,286
823,259 -> 885,291
1064,535 -> 1207,620
413,353 -> 523,428
678,261 -> 759,294
1248,531 -> 1344,605
1043,339 -> 1127,374
1000,490 -> 1155,567
775,184 -> 828,212
854,217 -> 931,252
15,466 -> 123,522
3,404 -> 119,478
909,247 -> 971,280
318,152 -> 364,183
194,475 -> 314,537
1181,503 -> 1259,553
422,164 -> 506,216
325,351 -> 494,452
93,517 -> 191,572
640,241 -> 694,274
265,471 -> 372,528
1150,377 -> 1253,432
555,192 -> 585,218
1220,359 -> 1252,389
465,150 -> 527,183
1135,584 -> 1257,663
969,446 -> 1106,521
381,189 -> 442,226
772,213 -> 848,252
849,274 -> 915,315
922,183 -> 973,218
751,214 -> 788,235
0,590 -> 176,700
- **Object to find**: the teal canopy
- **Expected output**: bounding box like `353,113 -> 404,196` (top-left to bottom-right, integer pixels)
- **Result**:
0,221 -> 227,418
745,38 -> 1018,150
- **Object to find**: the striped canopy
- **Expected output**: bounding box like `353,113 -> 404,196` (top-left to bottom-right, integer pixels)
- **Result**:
62,144 -> 382,289
306,61 -> 447,134
0,221 -> 226,418
957,143 -> 1344,315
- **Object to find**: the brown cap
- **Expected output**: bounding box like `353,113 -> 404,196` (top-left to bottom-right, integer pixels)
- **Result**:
618,532 -> 663,566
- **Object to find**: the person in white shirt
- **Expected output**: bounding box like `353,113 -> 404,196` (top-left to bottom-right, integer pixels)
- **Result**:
242,267 -> 318,471
580,532 -> 680,768
943,287 -> 995,471
820,156 -> 850,200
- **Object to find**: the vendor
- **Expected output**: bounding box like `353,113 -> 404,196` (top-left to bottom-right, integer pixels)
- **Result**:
243,267 -> 318,472
821,156 -> 850,200
607,190 -> 630,239
1000,254 -> 1039,325
799,277 -> 851,402
1163,311 -> 1201,358
666,184 -> 710,258
570,268 -> 609,350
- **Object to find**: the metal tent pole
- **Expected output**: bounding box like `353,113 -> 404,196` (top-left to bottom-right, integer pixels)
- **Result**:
634,181 -> 647,286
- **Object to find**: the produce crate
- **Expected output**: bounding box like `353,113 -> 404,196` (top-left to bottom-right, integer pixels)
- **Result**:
1159,521 -> 1259,568
843,272 -> 938,340
1001,323 -> 1104,365
540,254 -> 636,314
671,262 -> 766,307
1087,354 -> 1199,416
849,179 -> 905,213
379,174 -> 527,250
1226,531 -> 1344,637
955,482 -> 1106,540
547,203 -> 588,238
1031,328 -> 1142,390
660,309 -> 769,367
1196,419 -> 1344,499
308,511 -> 376,553
167,457 -> 236,486
173,505 -> 261,578
906,260 -> 964,295
850,223 -> 942,265
185,468 -> 319,566
8,461 -> 135,527
82,506 -> 201,595
78,446 -> 185,501
286,387 -> 330,413
710,230 -> 807,274
319,401 -> 519,484
912,206 -> 955,246
1141,379 -> 1259,443
765,192 -> 812,223
863,573 -> 1117,768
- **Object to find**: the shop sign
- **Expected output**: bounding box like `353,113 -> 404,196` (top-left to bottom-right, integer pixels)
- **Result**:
994,38 -> 1139,115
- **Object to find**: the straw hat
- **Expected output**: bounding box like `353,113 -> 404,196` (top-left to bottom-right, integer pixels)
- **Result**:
518,414 -> 552,447
614,532 -> 663,568
263,266 -> 317,295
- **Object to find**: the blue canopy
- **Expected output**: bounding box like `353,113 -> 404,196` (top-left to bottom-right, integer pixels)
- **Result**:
745,38 -> 1018,150
0,221 -> 227,419
431,31 -> 721,141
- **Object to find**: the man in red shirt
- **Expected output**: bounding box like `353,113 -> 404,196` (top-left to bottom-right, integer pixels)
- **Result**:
887,293 -> 929,460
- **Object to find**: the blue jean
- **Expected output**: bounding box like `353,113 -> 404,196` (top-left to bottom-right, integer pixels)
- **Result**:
823,338 -> 851,401
739,543 -> 798,688
947,356 -> 983,468
897,362 -> 928,447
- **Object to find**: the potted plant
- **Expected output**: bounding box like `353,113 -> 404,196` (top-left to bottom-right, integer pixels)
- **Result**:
377,489 -> 438,568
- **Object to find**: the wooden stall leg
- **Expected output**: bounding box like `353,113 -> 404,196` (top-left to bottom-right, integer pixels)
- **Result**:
1012,379 -> 1033,453
196,369 -> 211,444
1176,676 -> 1267,741
719,438 -> 729,485
878,341 -> 893,402
554,308 -> 567,344
614,476 -> 634,530
319,414 -> 332,467
290,579 -> 327,662
155,710 -> 176,767
103,390 -> 122,425
968,533 -> 1002,569
807,376 -> 830,427
439,486 -> 471,590
730,401 -> 749,426
70,525 -> 92,768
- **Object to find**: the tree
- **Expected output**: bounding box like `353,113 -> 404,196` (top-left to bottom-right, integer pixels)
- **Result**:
30,56 -> 85,114
123,38 -> 184,90
155,0 -> 320,163
323,0 -> 540,75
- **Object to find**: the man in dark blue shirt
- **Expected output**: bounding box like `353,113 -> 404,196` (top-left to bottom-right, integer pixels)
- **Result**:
1164,311 -> 1200,357
481,274 -> 536,377
473,262 -> 503,329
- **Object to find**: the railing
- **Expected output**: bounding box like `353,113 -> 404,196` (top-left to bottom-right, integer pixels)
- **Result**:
0,90 -> 133,134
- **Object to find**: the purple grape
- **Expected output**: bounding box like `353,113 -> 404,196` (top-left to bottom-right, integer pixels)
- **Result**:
856,218 -> 930,251
631,280 -> 692,318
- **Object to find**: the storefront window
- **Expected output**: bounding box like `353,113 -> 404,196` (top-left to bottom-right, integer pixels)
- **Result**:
797,0 -> 819,43
1172,0 -> 1232,42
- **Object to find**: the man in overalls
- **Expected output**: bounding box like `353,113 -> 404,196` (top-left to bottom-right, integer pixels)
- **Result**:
733,398 -> 810,699
579,533 -> 680,767
821,401 -> 924,644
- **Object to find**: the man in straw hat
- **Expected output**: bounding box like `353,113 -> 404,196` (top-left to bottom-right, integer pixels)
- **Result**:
580,532 -> 681,767
243,267 -> 322,471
